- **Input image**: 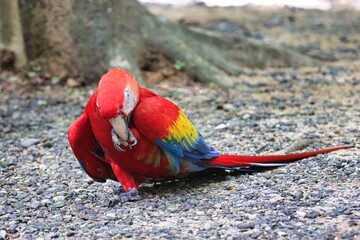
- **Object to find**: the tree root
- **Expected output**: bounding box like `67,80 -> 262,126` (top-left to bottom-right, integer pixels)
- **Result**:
0,46 -> 16,69
141,15 -> 323,87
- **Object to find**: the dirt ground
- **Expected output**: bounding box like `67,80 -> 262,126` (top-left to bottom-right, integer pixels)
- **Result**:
0,5 -> 359,240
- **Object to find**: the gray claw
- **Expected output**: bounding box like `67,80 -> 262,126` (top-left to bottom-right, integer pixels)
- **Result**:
114,143 -> 125,152
112,128 -> 125,152
111,128 -> 120,144
107,188 -> 141,207
128,138 -> 137,148
128,130 -> 137,149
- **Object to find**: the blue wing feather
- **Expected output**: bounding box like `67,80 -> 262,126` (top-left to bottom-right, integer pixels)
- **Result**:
156,135 -> 221,168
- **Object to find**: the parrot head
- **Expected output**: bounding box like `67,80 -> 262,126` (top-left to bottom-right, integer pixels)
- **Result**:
96,68 -> 140,146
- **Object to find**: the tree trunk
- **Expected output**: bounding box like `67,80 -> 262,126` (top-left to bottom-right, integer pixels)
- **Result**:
19,0 -> 75,77
0,0 -> 27,69
13,0 -> 322,87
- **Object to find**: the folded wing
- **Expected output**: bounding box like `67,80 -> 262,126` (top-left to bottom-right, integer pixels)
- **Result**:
68,113 -> 116,182
132,88 -> 220,174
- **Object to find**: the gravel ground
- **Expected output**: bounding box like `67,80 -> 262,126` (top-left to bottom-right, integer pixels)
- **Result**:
1,7 -> 360,240
1,66 -> 359,239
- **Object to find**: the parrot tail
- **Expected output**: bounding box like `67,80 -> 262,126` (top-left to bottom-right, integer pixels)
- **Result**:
202,145 -> 354,172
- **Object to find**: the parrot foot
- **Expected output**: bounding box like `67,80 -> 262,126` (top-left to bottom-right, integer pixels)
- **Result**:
111,128 -> 127,151
128,131 -> 137,148
111,128 -> 137,152
108,188 -> 141,207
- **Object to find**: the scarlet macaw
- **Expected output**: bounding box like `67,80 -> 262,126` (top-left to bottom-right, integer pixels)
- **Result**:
68,68 -> 352,204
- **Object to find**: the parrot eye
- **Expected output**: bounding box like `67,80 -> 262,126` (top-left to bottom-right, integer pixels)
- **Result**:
125,89 -> 130,99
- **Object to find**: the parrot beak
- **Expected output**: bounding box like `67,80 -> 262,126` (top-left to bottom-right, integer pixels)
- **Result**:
109,115 -> 137,151
109,115 -> 131,141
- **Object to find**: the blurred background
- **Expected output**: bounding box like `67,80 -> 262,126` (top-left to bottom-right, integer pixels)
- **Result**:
1,0 -> 359,86
140,0 -> 360,9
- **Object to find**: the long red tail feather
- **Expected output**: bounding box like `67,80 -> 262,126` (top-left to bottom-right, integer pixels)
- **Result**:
203,145 -> 354,168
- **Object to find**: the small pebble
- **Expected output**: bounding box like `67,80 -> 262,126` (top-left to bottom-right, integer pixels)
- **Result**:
0,230 -> 6,240
305,211 -> 321,218
20,138 -> 41,148
222,103 -> 236,112
215,123 -> 227,130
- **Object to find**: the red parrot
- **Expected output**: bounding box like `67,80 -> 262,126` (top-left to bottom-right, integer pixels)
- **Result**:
68,68 -> 353,204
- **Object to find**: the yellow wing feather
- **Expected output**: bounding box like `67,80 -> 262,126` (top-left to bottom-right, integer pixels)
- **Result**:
165,110 -> 199,147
